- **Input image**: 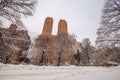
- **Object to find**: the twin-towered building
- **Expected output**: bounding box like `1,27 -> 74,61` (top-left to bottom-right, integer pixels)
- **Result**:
29,17 -> 83,66
41,17 -> 68,36
30,17 -> 76,65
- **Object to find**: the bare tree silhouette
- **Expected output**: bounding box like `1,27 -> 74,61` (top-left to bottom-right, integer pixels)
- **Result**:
0,0 -> 37,27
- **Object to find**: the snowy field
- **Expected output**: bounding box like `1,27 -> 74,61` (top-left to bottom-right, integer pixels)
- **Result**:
0,63 -> 120,80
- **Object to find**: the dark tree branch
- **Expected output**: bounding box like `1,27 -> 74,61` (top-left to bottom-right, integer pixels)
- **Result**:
0,0 -> 37,27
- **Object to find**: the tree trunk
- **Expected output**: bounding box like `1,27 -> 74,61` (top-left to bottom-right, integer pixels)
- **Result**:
86,52 -> 90,66
0,32 -> 4,45
40,50 -> 44,65
85,49 -> 90,66
57,52 -> 61,66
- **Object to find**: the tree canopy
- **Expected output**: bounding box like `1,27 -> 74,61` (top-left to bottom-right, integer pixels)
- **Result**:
0,0 -> 37,27
96,0 -> 120,48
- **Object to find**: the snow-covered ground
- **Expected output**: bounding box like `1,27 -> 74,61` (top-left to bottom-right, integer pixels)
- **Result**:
0,63 -> 120,80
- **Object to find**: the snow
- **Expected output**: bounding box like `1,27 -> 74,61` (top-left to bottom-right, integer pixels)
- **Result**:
0,63 -> 120,80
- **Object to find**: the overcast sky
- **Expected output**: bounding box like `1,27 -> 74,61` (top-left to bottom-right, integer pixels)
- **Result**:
22,0 -> 105,45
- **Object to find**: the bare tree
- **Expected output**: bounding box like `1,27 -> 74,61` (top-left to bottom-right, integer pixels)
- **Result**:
73,50 -> 82,66
35,36 -> 52,65
0,0 -> 37,27
105,47 -> 120,63
82,38 -> 91,66
101,0 -> 120,27
96,0 -> 120,48
55,34 -> 76,66
94,0 -> 120,65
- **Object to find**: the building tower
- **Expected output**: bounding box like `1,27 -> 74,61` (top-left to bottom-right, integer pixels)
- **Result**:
58,19 -> 68,36
42,17 -> 53,36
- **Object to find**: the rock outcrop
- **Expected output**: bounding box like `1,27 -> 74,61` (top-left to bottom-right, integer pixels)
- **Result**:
0,24 -> 31,51
9,24 -> 17,35
0,24 -> 31,64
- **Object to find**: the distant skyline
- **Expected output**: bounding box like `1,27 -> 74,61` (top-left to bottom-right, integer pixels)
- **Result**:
22,0 -> 105,45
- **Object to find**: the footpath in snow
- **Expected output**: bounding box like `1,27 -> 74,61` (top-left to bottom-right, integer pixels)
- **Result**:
0,63 -> 120,80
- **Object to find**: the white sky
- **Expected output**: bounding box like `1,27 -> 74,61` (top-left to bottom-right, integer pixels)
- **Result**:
22,0 -> 105,45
